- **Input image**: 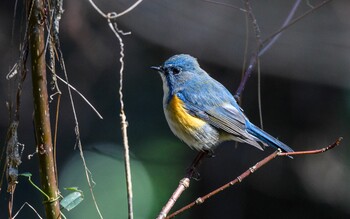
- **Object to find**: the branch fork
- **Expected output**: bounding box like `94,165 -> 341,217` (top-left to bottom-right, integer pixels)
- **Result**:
158,138 -> 342,219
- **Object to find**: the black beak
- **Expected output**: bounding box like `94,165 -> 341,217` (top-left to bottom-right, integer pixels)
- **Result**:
151,66 -> 163,72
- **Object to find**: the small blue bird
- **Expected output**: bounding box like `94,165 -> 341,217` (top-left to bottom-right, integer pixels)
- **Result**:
152,54 -> 293,154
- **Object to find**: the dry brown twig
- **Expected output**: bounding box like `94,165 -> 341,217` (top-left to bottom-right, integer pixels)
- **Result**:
156,137 -> 342,219
86,1 -> 144,219
156,152 -> 207,219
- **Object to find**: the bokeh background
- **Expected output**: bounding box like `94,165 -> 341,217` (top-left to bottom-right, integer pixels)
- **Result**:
1,0 -> 349,218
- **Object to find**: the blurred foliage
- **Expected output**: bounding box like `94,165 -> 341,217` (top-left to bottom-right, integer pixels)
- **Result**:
60,143 -> 155,218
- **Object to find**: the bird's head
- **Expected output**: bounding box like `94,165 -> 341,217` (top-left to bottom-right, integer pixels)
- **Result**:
151,54 -> 206,91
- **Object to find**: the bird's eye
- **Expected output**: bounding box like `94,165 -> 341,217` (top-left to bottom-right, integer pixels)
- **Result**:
171,67 -> 181,75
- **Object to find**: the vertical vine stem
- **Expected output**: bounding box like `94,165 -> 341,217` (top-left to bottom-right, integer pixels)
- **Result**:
28,0 -> 61,218
108,18 -> 134,219
86,0 -> 145,216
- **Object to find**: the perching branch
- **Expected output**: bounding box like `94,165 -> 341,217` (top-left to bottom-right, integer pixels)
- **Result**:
28,0 -> 61,218
156,152 -> 207,219
159,138 -> 342,219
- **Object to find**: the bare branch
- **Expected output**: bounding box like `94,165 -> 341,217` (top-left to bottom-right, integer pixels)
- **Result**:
279,137 -> 342,156
235,0 -> 332,99
165,138 -> 342,218
156,152 -> 207,219
167,151 -> 280,219
262,0 -> 333,46
157,178 -> 190,219
258,0 -> 301,56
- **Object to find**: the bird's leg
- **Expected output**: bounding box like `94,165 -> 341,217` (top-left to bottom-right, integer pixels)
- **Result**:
186,151 -> 208,180
206,149 -> 215,158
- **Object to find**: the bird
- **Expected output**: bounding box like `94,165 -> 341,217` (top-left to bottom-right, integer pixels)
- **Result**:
151,54 -> 293,154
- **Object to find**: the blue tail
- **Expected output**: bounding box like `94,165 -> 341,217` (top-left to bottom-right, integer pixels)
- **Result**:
246,122 -> 294,153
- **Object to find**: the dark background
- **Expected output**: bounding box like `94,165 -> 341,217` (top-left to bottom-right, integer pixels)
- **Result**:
0,0 -> 349,218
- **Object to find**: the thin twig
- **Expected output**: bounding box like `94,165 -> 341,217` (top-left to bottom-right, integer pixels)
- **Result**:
166,138 -> 342,218
244,0 -> 262,45
53,74 -> 103,119
112,0 -> 143,18
203,0 -> 246,12
47,0 -> 62,188
241,11 -> 249,82
57,46 -> 104,219
156,152 -> 207,219
13,202 -> 43,219
257,58 -> 263,129
86,1 -> 143,218
87,0 -> 143,19
279,137 -> 342,156
257,0 -> 301,129
261,0 -> 333,46
235,0 -> 261,100
107,19 -> 134,219
258,0 -> 301,56
235,0 -> 331,99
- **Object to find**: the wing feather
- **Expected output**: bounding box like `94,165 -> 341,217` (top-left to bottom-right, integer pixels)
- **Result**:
177,78 -> 256,141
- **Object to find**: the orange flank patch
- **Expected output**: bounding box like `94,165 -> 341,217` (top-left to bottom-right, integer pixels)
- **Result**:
167,95 -> 206,130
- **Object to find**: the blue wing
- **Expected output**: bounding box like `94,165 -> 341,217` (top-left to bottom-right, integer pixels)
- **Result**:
177,75 -> 293,153
245,122 -> 293,152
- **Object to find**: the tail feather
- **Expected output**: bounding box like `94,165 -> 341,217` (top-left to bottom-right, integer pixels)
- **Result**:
246,122 -> 294,153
